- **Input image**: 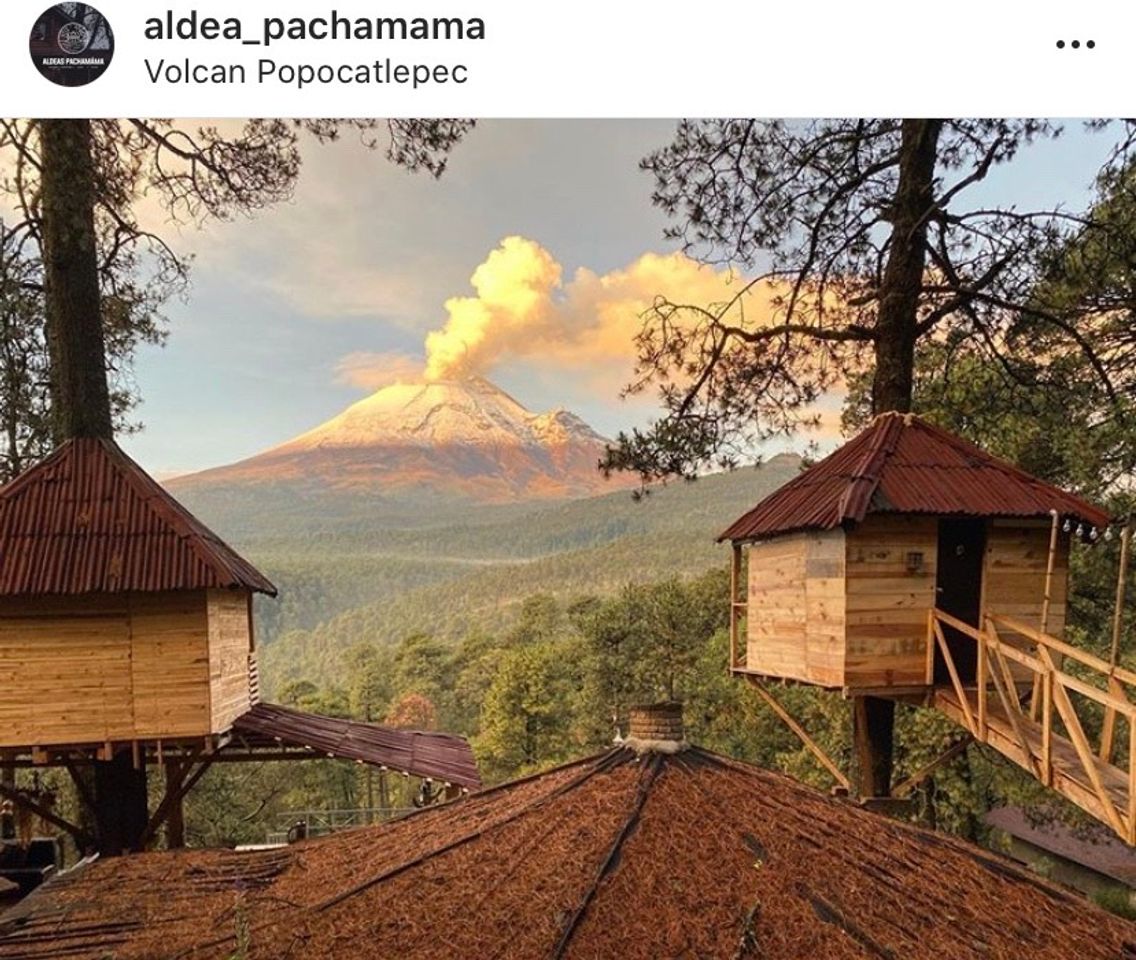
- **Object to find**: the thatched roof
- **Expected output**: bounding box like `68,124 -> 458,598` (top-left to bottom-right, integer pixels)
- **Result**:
2,746 -> 1133,959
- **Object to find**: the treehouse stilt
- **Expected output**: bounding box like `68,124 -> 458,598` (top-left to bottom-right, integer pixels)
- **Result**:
721,412 -> 1134,838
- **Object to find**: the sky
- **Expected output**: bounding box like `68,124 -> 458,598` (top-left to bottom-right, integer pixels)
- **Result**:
108,120 -> 1114,478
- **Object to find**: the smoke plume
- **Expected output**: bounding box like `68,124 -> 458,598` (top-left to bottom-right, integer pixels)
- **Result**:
421,236 -> 768,385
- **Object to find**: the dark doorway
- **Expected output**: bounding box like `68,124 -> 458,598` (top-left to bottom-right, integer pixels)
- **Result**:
933,518 -> 986,685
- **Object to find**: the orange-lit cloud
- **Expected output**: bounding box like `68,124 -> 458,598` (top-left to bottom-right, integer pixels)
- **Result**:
335,351 -> 425,390
421,236 -> 780,388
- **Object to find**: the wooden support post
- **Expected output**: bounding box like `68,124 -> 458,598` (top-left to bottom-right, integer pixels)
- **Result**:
976,631 -> 987,743
729,543 -> 744,672
63,757 -> 97,816
1030,511 -> 1061,723
746,677 -> 851,792
925,609 -> 936,686
0,765 -> 12,841
165,761 -> 186,849
1110,520 -> 1132,669
1129,718 -> 1136,846
93,747 -> 149,856
1040,510 -> 1060,636
1101,521 -> 1132,761
1100,676 -> 1128,764
1042,668 -> 1053,787
852,696 -> 895,799
139,748 -> 211,851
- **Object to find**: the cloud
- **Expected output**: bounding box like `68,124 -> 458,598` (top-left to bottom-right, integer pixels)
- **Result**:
421,236 -> 777,390
335,351 -> 425,390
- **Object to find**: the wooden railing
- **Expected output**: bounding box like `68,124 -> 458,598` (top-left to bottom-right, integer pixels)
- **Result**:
928,608 -> 1136,842
249,650 -> 261,705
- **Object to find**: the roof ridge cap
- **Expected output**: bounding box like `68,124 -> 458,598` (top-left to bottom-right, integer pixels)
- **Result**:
834,413 -> 904,523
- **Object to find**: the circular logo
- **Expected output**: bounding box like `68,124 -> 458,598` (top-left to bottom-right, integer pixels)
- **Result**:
57,21 -> 90,55
30,4 -> 114,87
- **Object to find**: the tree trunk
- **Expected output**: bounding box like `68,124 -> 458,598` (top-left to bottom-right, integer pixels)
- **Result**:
855,119 -> 943,799
40,120 -> 148,851
92,750 -> 148,855
38,119 -> 113,443
871,118 -> 942,415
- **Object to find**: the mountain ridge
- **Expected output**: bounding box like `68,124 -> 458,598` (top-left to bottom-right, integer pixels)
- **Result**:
168,376 -> 634,504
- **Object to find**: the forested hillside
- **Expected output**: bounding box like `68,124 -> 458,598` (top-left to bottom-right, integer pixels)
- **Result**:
173,454 -> 804,690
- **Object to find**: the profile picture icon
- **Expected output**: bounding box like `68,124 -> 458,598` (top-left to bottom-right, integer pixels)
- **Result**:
30,3 -> 114,87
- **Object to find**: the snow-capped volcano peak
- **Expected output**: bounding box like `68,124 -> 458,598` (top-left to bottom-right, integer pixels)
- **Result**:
272,377 -> 606,454
169,377 -> 628,503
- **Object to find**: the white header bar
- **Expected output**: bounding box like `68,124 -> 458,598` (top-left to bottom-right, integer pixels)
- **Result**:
1,0 -> 1127,117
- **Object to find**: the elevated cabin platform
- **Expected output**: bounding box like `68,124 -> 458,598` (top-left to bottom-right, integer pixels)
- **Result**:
0,438 -> 275,755
723,413 -> 1106,698
719,413 -> 1135,837
734,514 -> 1069,694
0,438 -> 480,855
0,588 -> 254,748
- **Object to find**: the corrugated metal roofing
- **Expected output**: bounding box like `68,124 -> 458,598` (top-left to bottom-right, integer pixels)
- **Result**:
3,746 -> 1134,959
0,438 -> 276,596
721,412 -> 1112,542
232,703 -> 481,789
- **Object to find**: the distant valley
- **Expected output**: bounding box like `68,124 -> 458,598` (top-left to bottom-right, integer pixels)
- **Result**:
166,377 -> 804,692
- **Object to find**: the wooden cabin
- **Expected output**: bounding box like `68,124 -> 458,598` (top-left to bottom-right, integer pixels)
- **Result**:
0,438 -> 277,750
721,413 -> 1111,695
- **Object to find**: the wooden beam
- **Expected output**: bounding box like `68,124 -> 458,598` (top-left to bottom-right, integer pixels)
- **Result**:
63,757 -> 96,815
933,620 -> 974,735
985,638 -> 1041,781
0,781 -> 90,849
891,735 -> 973,798
744,676 -> 851,792
1102,520 -> 1133,758
138,747 -> 209,850
1100,676 -> 1128,763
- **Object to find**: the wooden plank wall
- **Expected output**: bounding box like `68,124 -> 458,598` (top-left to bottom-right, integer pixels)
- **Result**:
130,592 -> 211,739
984,520 -> 1069,638
803,530 -> 846,686
747,534 -> 808,682
207,590 -> 254,732
845,515 -> 938,688
0,592 -> 211,748
747,530 -> 846,686
0,595 -> 135,746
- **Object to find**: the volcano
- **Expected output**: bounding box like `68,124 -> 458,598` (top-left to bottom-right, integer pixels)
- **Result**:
167,377 -> 632,504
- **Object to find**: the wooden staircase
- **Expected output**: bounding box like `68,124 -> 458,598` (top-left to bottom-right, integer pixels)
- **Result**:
928,609 -> 1136,842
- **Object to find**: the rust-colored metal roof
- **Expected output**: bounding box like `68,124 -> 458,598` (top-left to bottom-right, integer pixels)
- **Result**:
721,412 -> 1112,542
985,806 -> 1136,887
3,746 -> 1134,959
0,438 -> 276,596
231,703 -> 481,789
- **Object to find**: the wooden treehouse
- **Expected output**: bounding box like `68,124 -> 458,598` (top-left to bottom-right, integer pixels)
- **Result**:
723,412 -> 1136,840
0,438 -> 479,857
